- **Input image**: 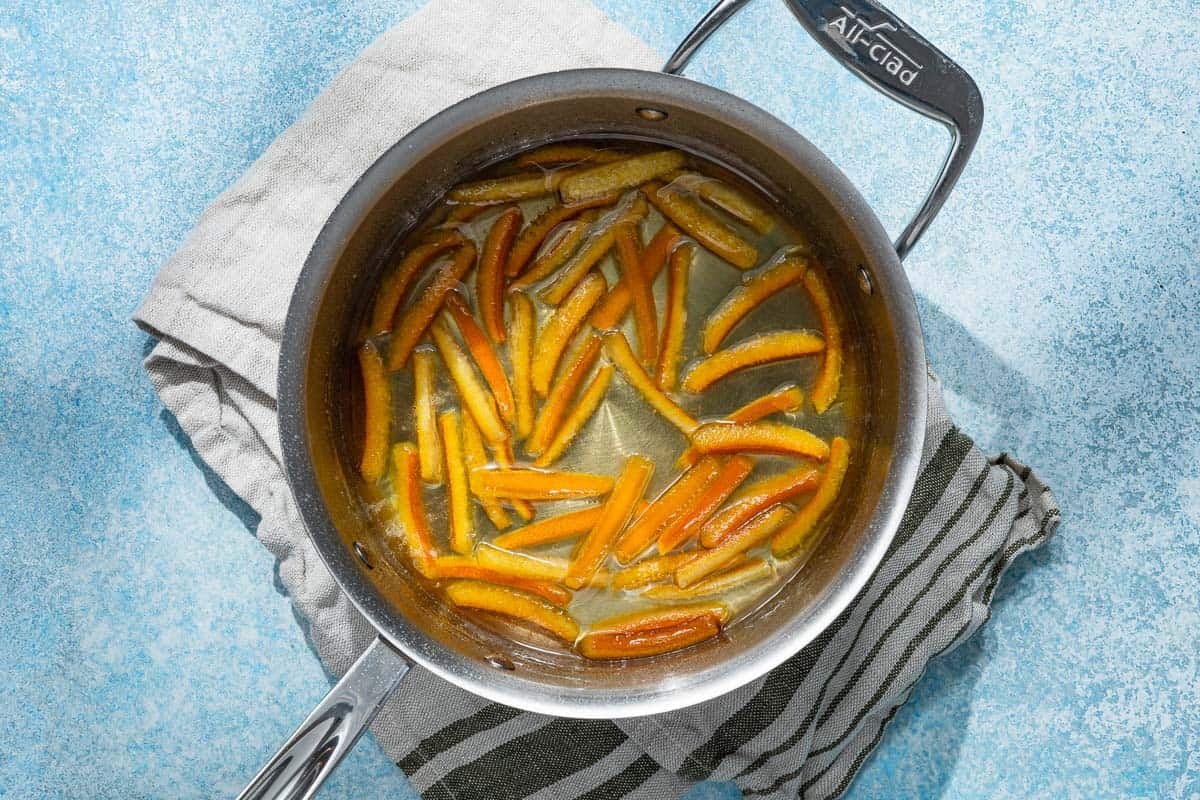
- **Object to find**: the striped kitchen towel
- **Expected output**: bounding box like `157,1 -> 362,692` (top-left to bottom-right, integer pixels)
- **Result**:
133,0 -> 1060,797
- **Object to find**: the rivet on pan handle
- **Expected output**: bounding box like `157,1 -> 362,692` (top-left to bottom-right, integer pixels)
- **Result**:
664,0 -> 984,261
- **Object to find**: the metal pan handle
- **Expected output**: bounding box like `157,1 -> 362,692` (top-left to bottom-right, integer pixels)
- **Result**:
664,0 -> 984,261
237,637 -> 411,800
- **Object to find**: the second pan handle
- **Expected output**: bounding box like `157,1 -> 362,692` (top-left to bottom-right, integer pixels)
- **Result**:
664,0 -> 984,261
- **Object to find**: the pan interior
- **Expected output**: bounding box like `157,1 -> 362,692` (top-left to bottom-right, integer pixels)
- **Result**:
284,70 -> 924,717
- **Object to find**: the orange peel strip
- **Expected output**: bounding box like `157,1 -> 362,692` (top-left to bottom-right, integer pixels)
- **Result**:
677,506 -> 791,587
643,181 -> 758,269
614,221 -> 657,364
590,223 -> 683,330
514,143 -> 626,168
538,196 -> 648,306
646,557 -> 774,600
532,271 -> 606,397
658,455 -> 755,554
577,615 -> 720,660
356,343 -> 390,482
369,229 -> 465,336
492,506 -> 605,550
388,241 -> 477,369
526,335 -> 602,457
613,457 -> 722,564
444,580 -> 579,642
508,215 -> 594,291
689,421 -> 830,461
460,408 -> 512,530
449,172 -> 563,204
656,243 -> 693,390
533,364 -> 613,468
693,177 -> 775,235
699,463 -> 819,547
474,543 -> 569,583
470,467 -> 614,501
429,317 -> 508,445
412,347 -> 443,484
587,602 -> 731,636
476,207 -> 522,343
438,411 -> 474,554
508,292 -> 536,440
601,331 -> 698,434
702,255 -> 809,354
432,557 -> 571,606
388,443 -> 438,577
558,150 -> 687,204
676,384 -> 805,469
565,455 -> 655,588
682,329 -> 825,393
609,552 -> 691,591
804,267 -> 843,414
487,438 -> 535,521
507,197 -> 615,278
445,292 -> 515,426
772,436 -> 850,557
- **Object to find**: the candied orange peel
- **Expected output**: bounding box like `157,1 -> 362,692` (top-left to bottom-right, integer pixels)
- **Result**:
702,254 -> 809,353
388,241 -> 476,369
613,456 -> 722,564
444,580 -> 579,642
525,335 -> 602,457
470,467 -> 615,501
506,195 -> 615,278
682,329 -> 825,393
677,505 -> 791,587
429,317 -> 508,445
565,455 -> 655,589
437,411 -> 473,554
389,442 -> 438,577
656,243 -> 693,390
533,364 -> 613,468
577,614 -> 721,660
412,347 -> 443,484
507,291 -> 536,440
357,342 -> 391,482
460,411 -> 511,530
643,181 -> 758,269
476,207 -> 522,344
492,506 -> 605,550
614,220 -> 658,364
804,267 -> 843,414
689,421 -> 830,461
532,271 -> 606,397
558,150 -> 686,204
445,292 -> 515,426
369,229 -> 465,336
700,463 -> 818,548
646,557 -> 774,600
602,331 -> 698,434
657,455 -> 755,554
676,384 -> 805,469
772,436 -> 850,557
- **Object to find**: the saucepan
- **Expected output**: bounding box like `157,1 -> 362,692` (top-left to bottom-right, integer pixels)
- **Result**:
241,1 -> 981,797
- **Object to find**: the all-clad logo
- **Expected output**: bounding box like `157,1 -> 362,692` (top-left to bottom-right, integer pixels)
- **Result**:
825,5 -> 922,86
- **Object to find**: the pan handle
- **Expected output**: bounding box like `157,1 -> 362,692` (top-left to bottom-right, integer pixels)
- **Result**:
236,636 -> 411,800
664,0 -> 983,261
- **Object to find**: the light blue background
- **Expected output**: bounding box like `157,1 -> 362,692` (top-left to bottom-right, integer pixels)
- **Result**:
2,1 -> 1197,798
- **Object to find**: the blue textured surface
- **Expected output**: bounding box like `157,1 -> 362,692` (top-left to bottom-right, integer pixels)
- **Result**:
1,1 -> 1197,798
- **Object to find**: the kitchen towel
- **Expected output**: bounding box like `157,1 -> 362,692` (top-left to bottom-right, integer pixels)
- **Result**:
133,0 -> 1060,797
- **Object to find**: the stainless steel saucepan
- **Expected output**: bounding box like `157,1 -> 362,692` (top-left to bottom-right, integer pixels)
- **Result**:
241,1 -> 981,797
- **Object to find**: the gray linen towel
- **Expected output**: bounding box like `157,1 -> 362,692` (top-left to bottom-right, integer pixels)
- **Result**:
133,0 -> 1060,797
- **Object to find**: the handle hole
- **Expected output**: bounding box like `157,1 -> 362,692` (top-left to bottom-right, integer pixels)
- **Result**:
636,107 -> 668,121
